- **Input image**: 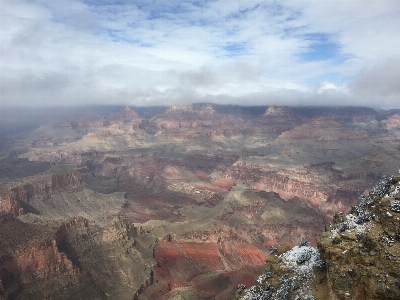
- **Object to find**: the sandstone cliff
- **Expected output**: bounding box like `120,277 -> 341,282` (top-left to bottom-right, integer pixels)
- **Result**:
0,167 -> 83,217
0,215 -> 157,300
0,215 -> 79,299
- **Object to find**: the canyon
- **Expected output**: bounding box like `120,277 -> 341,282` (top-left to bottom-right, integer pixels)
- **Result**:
0,104 -> 400,299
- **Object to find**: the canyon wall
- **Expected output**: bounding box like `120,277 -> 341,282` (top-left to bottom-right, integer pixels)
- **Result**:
0,168 -> 83,216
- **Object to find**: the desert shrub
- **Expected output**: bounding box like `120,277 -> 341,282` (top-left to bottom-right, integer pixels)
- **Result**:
391,200 -> 400,212
237,283 -> 246,294
332,237 -> 342,244
360,235 -> 376,252
298,237 -> 309,247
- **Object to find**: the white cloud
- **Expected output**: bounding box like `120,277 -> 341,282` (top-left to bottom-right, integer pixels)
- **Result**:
1,0 -> 400,108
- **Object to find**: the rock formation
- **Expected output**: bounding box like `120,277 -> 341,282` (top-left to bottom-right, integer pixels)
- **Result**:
246,106 -> 304,137
0,215 -> 158,300
106,106 -> 142,127
278,116 -> 368,140
319,175 -> 400,299
0,167 -> 83,217
233,176 -> 400,300
0,215 -> 79,299
380,112 -> 400,139
148,104 -> 244,139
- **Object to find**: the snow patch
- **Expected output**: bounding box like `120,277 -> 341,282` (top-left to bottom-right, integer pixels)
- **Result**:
331,214 -> 371,237
280,246 -> 323,275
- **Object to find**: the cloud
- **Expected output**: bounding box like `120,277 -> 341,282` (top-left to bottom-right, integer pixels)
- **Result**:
351,58 -> 400,97
1,0 -> 400,108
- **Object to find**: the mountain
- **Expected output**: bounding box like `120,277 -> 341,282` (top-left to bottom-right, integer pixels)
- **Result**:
246,106 -> 304,137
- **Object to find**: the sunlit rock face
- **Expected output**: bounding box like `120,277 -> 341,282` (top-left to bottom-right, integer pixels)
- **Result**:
146,232 -> 266,299
380,112 -> 400,139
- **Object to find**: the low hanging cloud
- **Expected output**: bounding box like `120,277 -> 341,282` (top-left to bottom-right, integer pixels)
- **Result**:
351,58 -> 400,97
1,0 -> 400,108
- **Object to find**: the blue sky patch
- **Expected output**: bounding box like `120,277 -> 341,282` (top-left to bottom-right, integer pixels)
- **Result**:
300,41 -> 340,61
298,33 -> 346,62
223,43 -> 247,57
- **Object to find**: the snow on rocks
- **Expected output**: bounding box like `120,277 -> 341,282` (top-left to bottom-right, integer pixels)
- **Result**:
239,240 -> 324,300
331,213 -> 371,238
280,246 -> 323,275
391,200 -> 400,213
372,176 -> 394,197
329,177 -> 396,238
385,185 -> 400,199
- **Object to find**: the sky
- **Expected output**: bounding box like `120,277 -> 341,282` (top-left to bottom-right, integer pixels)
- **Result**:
1,0 -> 400,108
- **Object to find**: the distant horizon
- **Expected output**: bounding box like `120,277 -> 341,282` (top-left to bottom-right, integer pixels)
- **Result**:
1,102 -> 399,112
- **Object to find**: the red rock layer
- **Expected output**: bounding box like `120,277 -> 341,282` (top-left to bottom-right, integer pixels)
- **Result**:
278,116 -> 368,140
146,234 -> 266,299
0,215 -> 80,298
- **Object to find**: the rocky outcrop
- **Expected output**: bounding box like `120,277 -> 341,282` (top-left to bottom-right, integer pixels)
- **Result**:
232,237 -> 327,300
0,215 -> 79,299
381,112 -> 400,130
233,176 -> 400,300
0,168 -> 83,216
0,215 -> 158,300
106,106 -> 142,127
318,176 -> 400,300
278,116 -> 368,140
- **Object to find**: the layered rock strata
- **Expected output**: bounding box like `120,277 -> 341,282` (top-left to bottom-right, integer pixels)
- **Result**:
0,168 -> 83,216
0,215 -> 157,300
246,106 -> 304,137
278,117 -> 368,140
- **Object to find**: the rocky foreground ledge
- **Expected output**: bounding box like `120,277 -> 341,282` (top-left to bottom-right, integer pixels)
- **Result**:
233,175 -> 400,300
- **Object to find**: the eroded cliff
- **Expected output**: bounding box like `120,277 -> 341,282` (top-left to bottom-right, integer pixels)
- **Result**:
0,167 -> 82,216
0,215 -> 157,300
